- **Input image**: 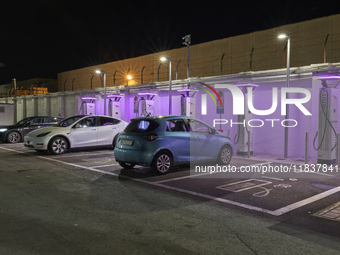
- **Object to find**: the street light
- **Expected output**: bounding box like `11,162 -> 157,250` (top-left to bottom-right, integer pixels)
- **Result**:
95,69 -> 107,115
160,57 -> 172,115
278,33 -> 290,158
127,75 -> 132,85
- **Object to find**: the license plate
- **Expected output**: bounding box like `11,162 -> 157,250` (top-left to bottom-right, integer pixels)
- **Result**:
122,140 -> 133,146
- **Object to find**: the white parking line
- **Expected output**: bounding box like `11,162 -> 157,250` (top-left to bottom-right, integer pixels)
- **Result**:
50,152 -> 114,158
0,147 -> 119,176
92,163 -> 119,168
2,146 -> 340,216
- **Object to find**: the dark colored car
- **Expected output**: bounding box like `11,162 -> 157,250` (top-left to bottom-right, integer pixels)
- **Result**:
0,116 -> 63,143
114,115 -> 233,174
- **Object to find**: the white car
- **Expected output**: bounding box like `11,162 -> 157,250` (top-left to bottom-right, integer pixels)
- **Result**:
24,115 -> 128,155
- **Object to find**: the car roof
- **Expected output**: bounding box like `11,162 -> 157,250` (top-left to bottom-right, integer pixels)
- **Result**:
131,115 -> 192,121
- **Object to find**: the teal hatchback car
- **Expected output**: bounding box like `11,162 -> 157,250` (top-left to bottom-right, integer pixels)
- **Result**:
114,116 -> 233,174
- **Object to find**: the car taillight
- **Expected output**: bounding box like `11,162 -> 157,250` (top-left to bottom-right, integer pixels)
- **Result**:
143,133 -> 158,141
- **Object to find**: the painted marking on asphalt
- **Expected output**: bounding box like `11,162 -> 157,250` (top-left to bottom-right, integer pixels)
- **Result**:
91,163 -> 119,168
1,146 -> 340,216
216,179 -> 272,192
0,147 -> 119,177
50,152 -> 114,158
262,176 -> 285,181
272,186 -> 340,215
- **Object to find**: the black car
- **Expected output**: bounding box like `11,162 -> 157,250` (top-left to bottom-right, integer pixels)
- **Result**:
0,116 -> 63,143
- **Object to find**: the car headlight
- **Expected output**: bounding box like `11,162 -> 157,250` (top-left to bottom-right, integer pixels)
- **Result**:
0,128 -> 7,132
36,131 -> 51,137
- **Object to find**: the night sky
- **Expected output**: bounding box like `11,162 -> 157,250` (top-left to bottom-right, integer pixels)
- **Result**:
1,0 -> 339,85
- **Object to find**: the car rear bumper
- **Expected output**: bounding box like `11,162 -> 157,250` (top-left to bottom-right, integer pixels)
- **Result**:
114,147 -> 154,166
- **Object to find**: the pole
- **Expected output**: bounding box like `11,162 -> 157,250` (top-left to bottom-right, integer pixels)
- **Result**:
284,35 -> 290,159
336,134 -> 339,167
247,130 -> 250,158
103,72 -> 107,116
305,132 -> 309,164
169,59 -> 172,115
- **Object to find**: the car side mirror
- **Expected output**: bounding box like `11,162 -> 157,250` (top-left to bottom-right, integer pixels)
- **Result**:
74,123 -> 82,128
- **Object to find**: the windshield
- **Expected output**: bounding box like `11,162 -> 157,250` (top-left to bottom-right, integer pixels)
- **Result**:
124,119 -> 159,133
54,116 -> 86,127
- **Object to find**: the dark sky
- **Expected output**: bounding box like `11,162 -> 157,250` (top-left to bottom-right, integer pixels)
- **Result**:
1,0 -> 339,84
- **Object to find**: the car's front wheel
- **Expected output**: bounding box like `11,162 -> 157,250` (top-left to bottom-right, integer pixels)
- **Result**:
151,151 -> 172,175
218,145 -> 232,165
118,162 -> 136,169
112,134 -> 119,149
49,137 -> 68,155
7,131 -> 21,143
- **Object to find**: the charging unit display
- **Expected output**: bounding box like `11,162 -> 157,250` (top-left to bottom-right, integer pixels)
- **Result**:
234,87 -> 254,156
108,95 -> 123,119
137,93 -> 156,117
80,97 -> 96,115
314,87 -> 338,164
85,103 -> 95,115
179,89 -> 196,118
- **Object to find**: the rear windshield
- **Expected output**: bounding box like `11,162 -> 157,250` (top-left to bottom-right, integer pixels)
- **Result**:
124,120 -> 159,133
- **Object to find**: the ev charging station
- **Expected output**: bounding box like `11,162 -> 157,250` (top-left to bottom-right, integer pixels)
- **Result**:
178,89 -> 196,118
81,97 -> 96,115
108,94 -> 123,119
234,84 -> 256,156
137,93 -> 156,117
313,73 -> 339,164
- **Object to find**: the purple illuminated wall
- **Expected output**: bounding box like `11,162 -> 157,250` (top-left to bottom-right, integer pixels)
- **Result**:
118,77 -> 338,161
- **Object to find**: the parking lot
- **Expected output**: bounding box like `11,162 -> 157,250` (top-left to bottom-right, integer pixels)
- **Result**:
2,142 -> 340,218
2,142 -> 340,254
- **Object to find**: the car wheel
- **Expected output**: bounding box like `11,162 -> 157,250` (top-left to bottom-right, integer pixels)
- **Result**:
218,145 -> 232,165
6,131 -> 21,143
49,137 -> 68,155
112,134 -> 119,149
118,162 -> 136,169
151,151 -> 172,175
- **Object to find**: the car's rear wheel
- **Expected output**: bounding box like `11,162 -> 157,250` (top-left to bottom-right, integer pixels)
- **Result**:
151,151 -> 172,175
7,131 -> 21,143
49,137 -> 68,155
118,162 -> 136,169
218,145 -> 232,165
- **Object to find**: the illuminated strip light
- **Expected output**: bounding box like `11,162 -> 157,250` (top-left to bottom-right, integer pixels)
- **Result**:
82,97 -> 97,100
107,94 -> 124,98
313,75 -> 340,79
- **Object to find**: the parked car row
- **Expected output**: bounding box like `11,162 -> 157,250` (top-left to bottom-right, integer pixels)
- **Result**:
2,115 -> 233,174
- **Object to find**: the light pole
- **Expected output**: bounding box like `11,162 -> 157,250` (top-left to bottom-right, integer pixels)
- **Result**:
278,33 -> 290,158
95,70 -> 107,115
160,57 -> 172,115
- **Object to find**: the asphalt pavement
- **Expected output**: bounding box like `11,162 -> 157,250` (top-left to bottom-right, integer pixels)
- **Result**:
1,142 -> 340,255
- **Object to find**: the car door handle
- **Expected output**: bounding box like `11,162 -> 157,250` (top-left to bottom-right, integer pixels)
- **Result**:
91,129 -> 97,131
195,137 -> 200,140
112,127 -> 117,129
